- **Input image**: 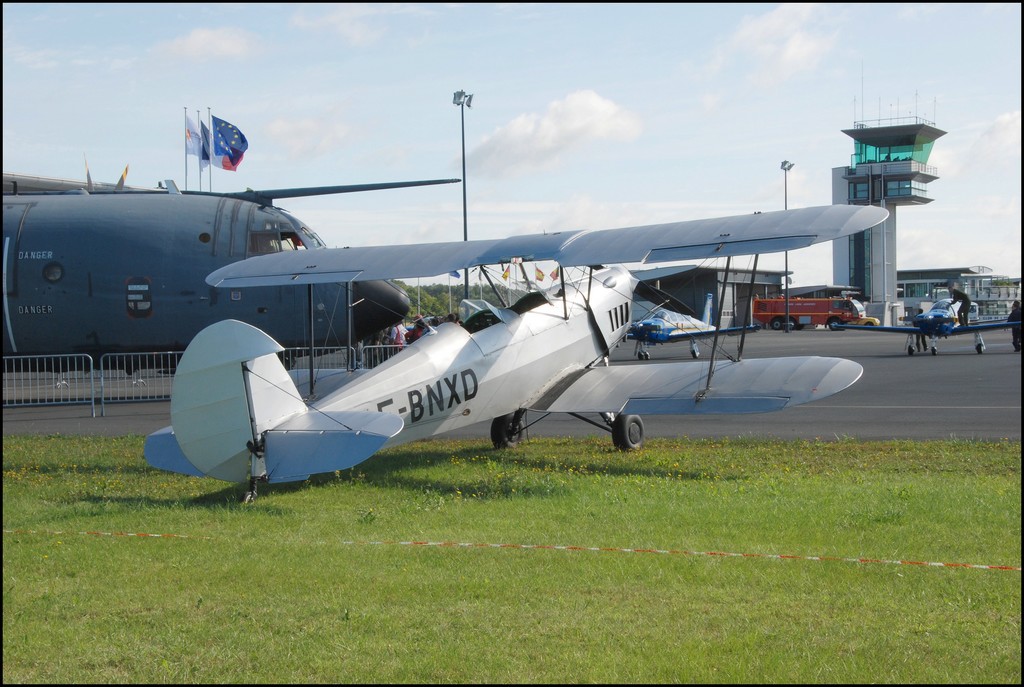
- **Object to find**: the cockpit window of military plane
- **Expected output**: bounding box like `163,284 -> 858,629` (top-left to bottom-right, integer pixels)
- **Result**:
249,229 -> 304,255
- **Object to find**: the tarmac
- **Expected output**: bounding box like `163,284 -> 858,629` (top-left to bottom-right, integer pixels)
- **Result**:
3,329 -> 1021,442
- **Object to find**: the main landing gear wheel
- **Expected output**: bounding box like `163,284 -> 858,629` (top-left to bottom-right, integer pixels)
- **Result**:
907,345 -> 915,356
637,350 -> 651,360
612,414 -> 644,451
490,409 -> 527,448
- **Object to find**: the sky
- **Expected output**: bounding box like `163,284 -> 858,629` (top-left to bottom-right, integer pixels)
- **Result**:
3,3 -> 1021,287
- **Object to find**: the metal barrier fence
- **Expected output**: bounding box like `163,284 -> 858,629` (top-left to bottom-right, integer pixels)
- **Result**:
3,343 -> 404,414
361,344 -> 404,368
280,345 -> 356,371
98,352 -> 182,415
3,354 -> 97,416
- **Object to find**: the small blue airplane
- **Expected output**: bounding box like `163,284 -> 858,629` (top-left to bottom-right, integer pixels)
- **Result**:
831,298 -> 1013,355
627,293 -> 760,360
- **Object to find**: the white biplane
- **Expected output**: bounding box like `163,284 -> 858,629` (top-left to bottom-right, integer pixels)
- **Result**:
144,205 -> 888,500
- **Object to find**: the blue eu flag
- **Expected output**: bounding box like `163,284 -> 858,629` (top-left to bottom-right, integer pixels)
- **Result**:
212,116 -> 248,170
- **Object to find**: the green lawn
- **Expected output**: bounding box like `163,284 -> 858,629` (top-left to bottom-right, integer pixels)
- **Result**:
4,435 -> 1020,683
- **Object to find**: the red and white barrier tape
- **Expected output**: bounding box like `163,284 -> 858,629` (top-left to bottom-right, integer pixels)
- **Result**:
5,529 -> 1018,571
343,539 -> 1022,571
4,528 -> 210,540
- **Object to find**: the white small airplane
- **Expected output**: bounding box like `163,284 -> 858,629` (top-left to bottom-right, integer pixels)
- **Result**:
627,292 -> 760,360
144,204 -> 888,500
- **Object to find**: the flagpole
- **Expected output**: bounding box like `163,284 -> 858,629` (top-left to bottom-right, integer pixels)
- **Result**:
207,107 -> 213,192
183,107 -> 189,191
196,109 -> 203,191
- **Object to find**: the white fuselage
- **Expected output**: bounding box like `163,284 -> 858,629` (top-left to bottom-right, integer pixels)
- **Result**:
311,266 -> 636,446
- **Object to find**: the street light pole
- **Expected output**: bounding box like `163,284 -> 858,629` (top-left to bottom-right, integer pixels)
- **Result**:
453,89 -> 473,300
780,160 -> 795,333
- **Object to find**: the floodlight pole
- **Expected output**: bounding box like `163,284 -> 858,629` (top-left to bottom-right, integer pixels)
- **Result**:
781,160 -> 795,333
454,90 -> 473,300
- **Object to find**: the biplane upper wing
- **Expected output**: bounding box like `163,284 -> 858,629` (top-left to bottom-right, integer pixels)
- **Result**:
527,356 -> 864,415
205,205 -> 889,287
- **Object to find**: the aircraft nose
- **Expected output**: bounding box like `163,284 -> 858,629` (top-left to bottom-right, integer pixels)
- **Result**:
352,280 -> 411,339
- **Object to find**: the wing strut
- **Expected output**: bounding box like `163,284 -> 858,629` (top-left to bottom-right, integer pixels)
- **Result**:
558,267 -> 568,320
736,254 -> 759,359
307,284 -> 316,398
699,256 -> 732,400
481,267 -> 508,308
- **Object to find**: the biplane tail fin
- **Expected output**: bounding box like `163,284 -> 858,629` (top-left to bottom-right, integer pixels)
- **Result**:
144,320 -> 402,484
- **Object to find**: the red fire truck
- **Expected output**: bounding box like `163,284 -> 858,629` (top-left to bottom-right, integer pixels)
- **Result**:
752,296 -> 880,331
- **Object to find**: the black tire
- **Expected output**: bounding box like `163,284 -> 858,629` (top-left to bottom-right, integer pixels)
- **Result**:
827,317 -> 842,329
976,343 -> 984,354
907,345 -> 915,356
770,317 -> 784,331
612,414 -> 644,451
490,409 -> 526,448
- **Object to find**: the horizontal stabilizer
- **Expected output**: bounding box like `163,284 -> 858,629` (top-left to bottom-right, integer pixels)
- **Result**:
143,426 -> 206,478
530,357 -> 862,415
264,411 -> 404,483
147,319 -> 309,483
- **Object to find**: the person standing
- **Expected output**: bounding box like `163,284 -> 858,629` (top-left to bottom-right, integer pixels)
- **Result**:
948,281 -> 972,327
915,308 -> 927,352
385,322 -> 405,359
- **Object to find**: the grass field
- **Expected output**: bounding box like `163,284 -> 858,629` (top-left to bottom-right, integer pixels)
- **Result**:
3,435 -> 1021,683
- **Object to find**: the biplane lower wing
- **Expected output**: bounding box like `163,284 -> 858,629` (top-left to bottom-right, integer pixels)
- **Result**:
528,357 -> 863,415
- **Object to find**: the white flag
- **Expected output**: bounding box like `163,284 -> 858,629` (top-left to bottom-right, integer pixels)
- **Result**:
185,115 -> 210,170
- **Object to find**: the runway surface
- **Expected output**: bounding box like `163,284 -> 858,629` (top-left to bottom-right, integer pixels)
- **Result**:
3,329 -> 1020,441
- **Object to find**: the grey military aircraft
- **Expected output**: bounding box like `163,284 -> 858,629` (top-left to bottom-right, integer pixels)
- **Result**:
143,203 -> 888,501
2,173 -> 458,361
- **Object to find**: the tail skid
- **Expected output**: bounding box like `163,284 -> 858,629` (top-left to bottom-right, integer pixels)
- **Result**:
144,320 -> 402,484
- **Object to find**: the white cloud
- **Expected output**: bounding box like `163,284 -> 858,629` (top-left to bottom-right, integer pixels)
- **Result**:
971,110 -> 1022,162
289,4 -> 434,46
469,90 -> 643,179
154,28 -> 263,61
706,4 -> 840,88
6,45 -> 62,69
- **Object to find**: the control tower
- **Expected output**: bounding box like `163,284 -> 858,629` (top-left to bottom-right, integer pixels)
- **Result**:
831,117 -> 945,324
